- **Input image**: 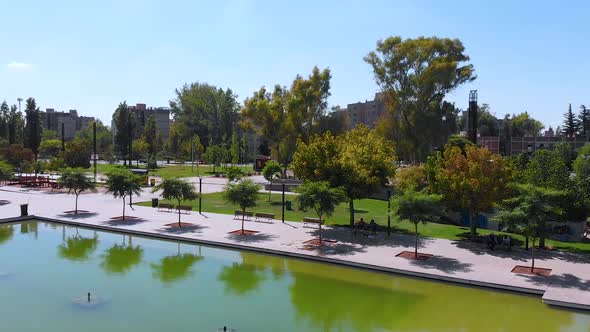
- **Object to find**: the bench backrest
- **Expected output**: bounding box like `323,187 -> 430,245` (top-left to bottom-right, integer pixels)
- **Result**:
159,203 -> 173,208
235,210 -> 253,216
303,217 -> 321,223
177,205 -> 192,210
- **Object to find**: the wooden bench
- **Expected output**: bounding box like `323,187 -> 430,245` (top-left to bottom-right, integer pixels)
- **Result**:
254,212 -> 275,223
158,203 -> 174,212
303,217 -> 322,228
234,210 -> 253,220
177,205 -> 192,214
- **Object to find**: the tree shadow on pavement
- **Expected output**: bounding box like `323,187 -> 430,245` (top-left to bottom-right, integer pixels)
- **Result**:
318,227 -> 432,251
57,212 -> 99,220
451,238 -> 529,262
302,241 -> 366,257
408,255 -> 474,274
103,218 -> 146,226
522,273 -> 590,291
227,232 -> 277,244
159,224 -> 208,234
0,200 -> 10,205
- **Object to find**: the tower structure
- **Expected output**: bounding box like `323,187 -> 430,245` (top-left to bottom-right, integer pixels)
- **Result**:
468,90 -> 478,144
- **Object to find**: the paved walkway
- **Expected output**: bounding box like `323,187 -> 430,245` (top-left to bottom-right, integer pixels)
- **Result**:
0,183 -> 589,311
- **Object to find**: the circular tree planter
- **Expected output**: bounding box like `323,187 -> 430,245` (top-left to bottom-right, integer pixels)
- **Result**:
63,210 -> 90,214
511,265 -> 552,277
396,251 -> 433,260
303,239 -> 338,247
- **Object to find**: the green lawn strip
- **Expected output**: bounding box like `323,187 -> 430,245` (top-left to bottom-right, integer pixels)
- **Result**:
137,192 -> 590,254
87,164 -> 253,178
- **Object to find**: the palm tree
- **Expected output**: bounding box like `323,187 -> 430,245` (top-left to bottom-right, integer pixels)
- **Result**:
58,168 -> 96,214
493,183 -> 565,272
105,169 -> 142,220
223,179 -> 262,235
295,181 -> 347,244
391,187 -> 441,258
153,178 -> 197,227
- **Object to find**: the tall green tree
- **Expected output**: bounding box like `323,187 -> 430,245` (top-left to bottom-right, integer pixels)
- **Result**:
579,105 -> 589,140
230,132 -> 240,165
573,144 -> 590,180
562,104 -> 580,138
64,138 -> 91,168
76,120 -> 113,158
169,82 -> 239,148
365,36 -> 475,162
291,126 -> 396,226
143,115 -> 161,156
391,188 -> 441,258
262,160 -> 283,201
295,181 -> 347,244
24,97 -> 41,158
113,101 -> 132,165
428,145 -> 513,239
204,144 -> 227,173
553,141 -> 576,171
7,104 -> 23,144
58,168 -> 97,214
39,139 -> 62,159
493,184 -> 564,272
153,178 -> 197,227
222,179 -> 262,235
509,112 -> 544,137
105,169 -> 142,220
0,101 -> 8,140
0,160 -> 14,183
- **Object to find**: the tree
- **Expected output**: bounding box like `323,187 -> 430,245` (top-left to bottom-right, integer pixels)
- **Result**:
230,132 -> 240,165
7,104 -> 24,145
476,104 -> 499,136
64,138 -> 91,168
262,160 -> 282,201
573,144 -> 590,180
364,36 -> 475,162
394,165 -> 428,192
39,139 -> 62,159
291,126 -> 396,226
58,168 -> 97,214
225,166 -> 245,182
76,120 -> 113,158
428,145 -> 513,239
169,82 -> 239,148
131,138 -> 149,165
153,178 -> 197,227
105,169 -> 142,220
222,179 -> 262,235
295,181 -> 347,244
510,112 -> 544,137
562,104 -> 580,138
24,97 -> 41,158
0,160 -> 14,183
553,141 -> 576,170
493,184 -> 564,272
204,144 -> 226,173
0,144 -> 34,167
579,105 -> 590,140
391,188 -> 441,258
113,102 -> 131,165
0,101 -> 8,140
143,115 -> 161,157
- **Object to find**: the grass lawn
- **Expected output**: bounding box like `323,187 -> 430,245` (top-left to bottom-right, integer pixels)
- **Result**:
89,164 -> 253,178
137,192 -> 590,254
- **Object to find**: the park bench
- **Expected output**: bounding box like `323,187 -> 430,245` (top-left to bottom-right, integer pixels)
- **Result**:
303,217 -> 322,228
254,212 -> 275,223
158,203 -> 174,212
177,205 -> 193,214
234,210 -> 253,220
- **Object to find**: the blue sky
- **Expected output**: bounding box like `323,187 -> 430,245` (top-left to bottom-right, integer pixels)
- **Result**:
1,0 -> 588,129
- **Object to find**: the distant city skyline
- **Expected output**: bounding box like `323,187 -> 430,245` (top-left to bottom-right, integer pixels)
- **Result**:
1,0 -> 588,129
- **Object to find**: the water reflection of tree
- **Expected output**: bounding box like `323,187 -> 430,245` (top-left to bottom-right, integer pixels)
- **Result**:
19,221 -> 38,238
100,235 -> 143,275
0,225 -> 14,245
218,252 -> 273,296
151,243 -> 203,284
57,227 -> 99,262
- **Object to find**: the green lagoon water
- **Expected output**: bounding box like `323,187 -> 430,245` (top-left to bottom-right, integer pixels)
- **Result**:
1,221 -> 589,332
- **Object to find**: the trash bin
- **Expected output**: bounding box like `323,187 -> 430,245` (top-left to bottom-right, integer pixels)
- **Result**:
20,204 -> 28,217
285,200 -> 292,211
152,198 -> 159,208
150,178 -> 156,187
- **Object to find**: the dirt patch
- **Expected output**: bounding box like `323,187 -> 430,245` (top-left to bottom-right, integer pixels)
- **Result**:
109,216 -> 139,220
511,265 -> 552,277
164,222 -> 195,228
396,251 -> 433,260
228,229 -> 260,236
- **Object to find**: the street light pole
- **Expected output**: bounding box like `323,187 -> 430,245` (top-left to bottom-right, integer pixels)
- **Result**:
281,182 -> 286,223
198,177 -> 202,214
191,138 -> 194,173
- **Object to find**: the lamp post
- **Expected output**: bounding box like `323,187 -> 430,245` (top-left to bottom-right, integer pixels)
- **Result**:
198,177 -> 202,214
281,181 -> 286,224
